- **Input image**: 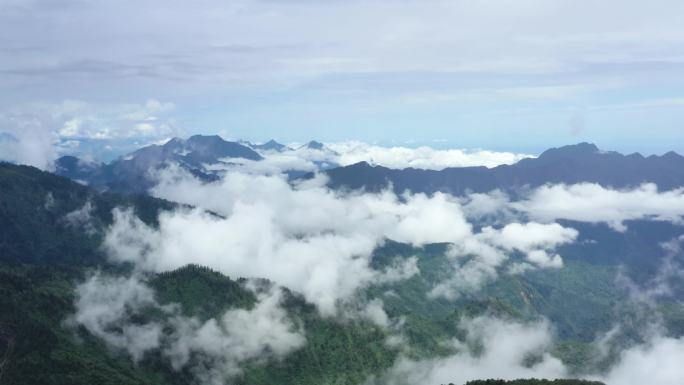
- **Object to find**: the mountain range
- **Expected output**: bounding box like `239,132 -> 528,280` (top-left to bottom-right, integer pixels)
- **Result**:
320,142 -> 684,195
56,135 -> 263,193
55,137 -> 684,197
54,136 -> 339,193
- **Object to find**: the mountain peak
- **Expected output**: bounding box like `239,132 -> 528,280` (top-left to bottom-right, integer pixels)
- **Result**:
538,142 -> 600,160
186,134 -> 226,145
303,140 -> 325,150
252,139 -> 289,152
662,150 -> 684,160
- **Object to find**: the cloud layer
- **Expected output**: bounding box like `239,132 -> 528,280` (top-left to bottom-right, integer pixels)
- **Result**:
516,183 -> 684,231
327,141 -> 533,170
74,155 -> 684,383
99,167 -> 579,316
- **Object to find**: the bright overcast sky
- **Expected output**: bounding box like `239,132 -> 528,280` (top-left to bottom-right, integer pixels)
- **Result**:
1,0 -> 684,154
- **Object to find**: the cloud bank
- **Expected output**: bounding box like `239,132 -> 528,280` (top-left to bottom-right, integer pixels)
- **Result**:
237,141 -> 534,175
328,141 -> 533,170
97,167 -> 578,316
513,183 -> 684,231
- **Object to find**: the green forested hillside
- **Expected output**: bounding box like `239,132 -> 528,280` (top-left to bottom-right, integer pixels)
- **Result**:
0,263 -> 178,385
0,263 -> 398,385
1,163 -> 682,385
0,162 -> 174,265
0,164 -> 397,385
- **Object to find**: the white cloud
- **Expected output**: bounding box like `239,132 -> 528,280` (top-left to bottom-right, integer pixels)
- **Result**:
164,285 -> 306,384
369,313 -> 684,385
461,189 -> 512,219
485,222 -> 578,268
0,99 -> 184,168
359,298 -> 392,329
328,141 -> 533,170
231,141 -> 532,176
107,171 -> 470,314
376,256 -> 420,285
0,108 -> 59,170
70,273 -> 305,383
0,99 -> 181,163
600,335 -> 684,385
429,222 -> 576,300
368,316 -> 567,385
208,152 -> 320,175
514,183 -> 684,231
69,273 -> 164,362
62,200 -> 97,235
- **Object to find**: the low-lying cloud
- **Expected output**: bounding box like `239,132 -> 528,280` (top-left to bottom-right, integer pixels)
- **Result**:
367,316 -> 567,385
369,313 -> 684,385
600,335 -> 684,385
0,109 -> 58,170
515,183 -> 684,231
70,273 -> 164,362
328,141 -> 534,170
70,273 -> 305,384
98,167 -> 579,315
462,183 -> 684,232
429,222 -> 577,300
219,141 -> 532,177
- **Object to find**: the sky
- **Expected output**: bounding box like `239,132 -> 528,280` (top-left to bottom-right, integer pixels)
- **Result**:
1,0 -> 684,156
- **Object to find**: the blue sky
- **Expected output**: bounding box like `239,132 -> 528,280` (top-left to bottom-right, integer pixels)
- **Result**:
1,0 -> 683,157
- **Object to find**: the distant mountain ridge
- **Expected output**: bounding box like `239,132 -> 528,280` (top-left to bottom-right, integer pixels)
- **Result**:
319,142 -> 684,195
249,139 -> 291,152
54,135 -> 343,194
56,135 -> 262,193
300,140 -> 326,150
54,139 -> 684,196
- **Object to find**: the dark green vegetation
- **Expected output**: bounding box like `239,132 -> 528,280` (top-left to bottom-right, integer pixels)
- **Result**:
0,263 -> 172,385
0,265 -> 397,385
2,161 -> 684,384
462,380 -> 604,385
366,226 -> 684,375
0,162 -> 174,265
